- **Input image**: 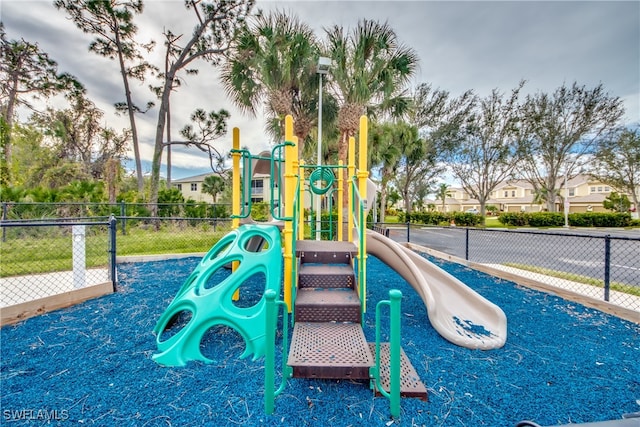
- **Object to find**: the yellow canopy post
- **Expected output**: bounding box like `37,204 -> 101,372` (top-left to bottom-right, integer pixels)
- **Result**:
357,116 -> 369,312
347,136 -> 356,243
231,128 -> 241,300
283,115 -> 297,311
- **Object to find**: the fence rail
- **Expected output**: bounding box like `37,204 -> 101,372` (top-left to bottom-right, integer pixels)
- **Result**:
2,201 -> 232,222
2,213 -> 638,322
0,218 -> 117,322
376,222 -> 640,314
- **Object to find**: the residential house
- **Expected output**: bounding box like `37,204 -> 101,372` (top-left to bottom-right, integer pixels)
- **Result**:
172,172 -> 272,204
436,174 -> 636,214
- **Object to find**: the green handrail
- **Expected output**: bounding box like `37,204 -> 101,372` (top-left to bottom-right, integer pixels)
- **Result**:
304,186 -> 337,240
264,290 -> 292,414
269,142 -> 293,221
373,289 -> 402,418
350,176 -> 367,317
230,148 -> 253,220
299,163 -> 344,241
290,177 -> 300,319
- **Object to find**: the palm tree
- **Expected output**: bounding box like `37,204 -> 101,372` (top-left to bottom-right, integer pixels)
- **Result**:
202,174 -> 226,203
220,11 -> 320,154
323,19 -> 419,204
369,122 -> 402,222
435,183 -> 452,213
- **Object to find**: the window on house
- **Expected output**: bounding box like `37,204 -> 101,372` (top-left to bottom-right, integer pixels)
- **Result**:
604,186 -> 610,192
590,186 -> 596,193
597,186 -> 603,192
511,190 -> 516,197
176,184 -> 182,191
568,189 -> 575,197
191,183 -> 197,191
504,191 -> 508,197
251,179 -> 264,195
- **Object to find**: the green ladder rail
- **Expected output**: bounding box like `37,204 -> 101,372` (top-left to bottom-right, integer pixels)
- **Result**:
372,290 -> 403,418
264,290 -> 292,414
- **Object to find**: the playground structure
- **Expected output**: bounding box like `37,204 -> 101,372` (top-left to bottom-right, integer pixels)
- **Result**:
153,115 -> 507,417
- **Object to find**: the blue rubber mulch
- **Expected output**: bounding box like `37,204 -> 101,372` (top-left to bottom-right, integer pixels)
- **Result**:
1,254 -> 639,426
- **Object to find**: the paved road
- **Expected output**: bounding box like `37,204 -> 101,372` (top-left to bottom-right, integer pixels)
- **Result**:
385,226 -> 640,288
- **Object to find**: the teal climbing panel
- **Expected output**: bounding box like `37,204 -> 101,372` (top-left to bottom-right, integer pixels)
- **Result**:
152,224 -> 282,367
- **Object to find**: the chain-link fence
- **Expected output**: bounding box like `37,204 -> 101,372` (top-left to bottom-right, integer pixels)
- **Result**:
0,216 -> 233,315
113,216 -> 233,257
1,201 -> 232,221
379,223 -> 640,314
4,208 -> 637,321
0,218 -> 116,308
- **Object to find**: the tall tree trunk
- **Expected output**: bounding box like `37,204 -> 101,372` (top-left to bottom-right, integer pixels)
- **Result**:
380,187 -> 387,223
3,74 -> 19,181
337,130 -> 352,239
115,28 -> 144,194
166,98 -> 172,186
150,74 -> 172,217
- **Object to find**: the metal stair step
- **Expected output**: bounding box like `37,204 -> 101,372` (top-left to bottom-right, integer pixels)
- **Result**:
368,343 -> 428,401
298,264 -> 355,289
296,240 -> 357,264
288,322 -> 373,379
294,288 -> 361,323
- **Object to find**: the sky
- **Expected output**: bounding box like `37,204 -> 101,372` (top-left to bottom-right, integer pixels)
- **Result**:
1,0 -> 639,181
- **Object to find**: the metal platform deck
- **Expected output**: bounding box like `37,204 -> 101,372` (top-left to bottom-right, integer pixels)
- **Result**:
296,240 -> 357,264
288,322 -> 373,379
369,343 -> 428,400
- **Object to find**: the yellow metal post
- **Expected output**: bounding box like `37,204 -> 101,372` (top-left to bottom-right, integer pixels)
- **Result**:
357,116 -> 369,312
283,116 -> 296,311
358,116 -> 369,250
337,160 -> 343,242
231,128 -> 241,300
232,127 -> 241,229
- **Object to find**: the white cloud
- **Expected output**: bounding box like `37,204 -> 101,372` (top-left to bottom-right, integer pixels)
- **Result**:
2,0 -> 638,182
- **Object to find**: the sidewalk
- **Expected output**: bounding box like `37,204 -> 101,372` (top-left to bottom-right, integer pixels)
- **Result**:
484,263 -> 640,313
0,269 -> 109,307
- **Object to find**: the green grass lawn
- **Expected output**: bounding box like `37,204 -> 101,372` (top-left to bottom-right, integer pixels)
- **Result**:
0,225 -> 228,277
483,216 -> 514,228
504,262 -> 640,297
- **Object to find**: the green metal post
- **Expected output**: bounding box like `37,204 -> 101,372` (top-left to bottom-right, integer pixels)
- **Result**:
264,289 -> 277,414
389,289 -> 402,417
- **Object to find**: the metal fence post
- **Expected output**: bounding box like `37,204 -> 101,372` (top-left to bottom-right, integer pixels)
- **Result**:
120,201 -> 126,235
406,220 -> 410,242
604,235 -> 611,302
72,225 -> 86,289
465,228 -> 470,261
109,215 -> 118,292
2,201 -> 6,242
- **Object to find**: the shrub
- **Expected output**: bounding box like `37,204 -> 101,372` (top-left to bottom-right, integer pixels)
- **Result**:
401,211 -> 483,227
499,212 -> 632,227
498,212 -> 528,226
527,212 -> 565,227
251,202 -> 270,221
450,212 -> 483,226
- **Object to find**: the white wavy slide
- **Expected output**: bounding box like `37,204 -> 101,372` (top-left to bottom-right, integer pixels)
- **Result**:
366,230 -> 507,350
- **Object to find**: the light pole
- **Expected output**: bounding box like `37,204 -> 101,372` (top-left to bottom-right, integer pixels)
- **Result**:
563,169 -> 570,228
315,56 -> 331,240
